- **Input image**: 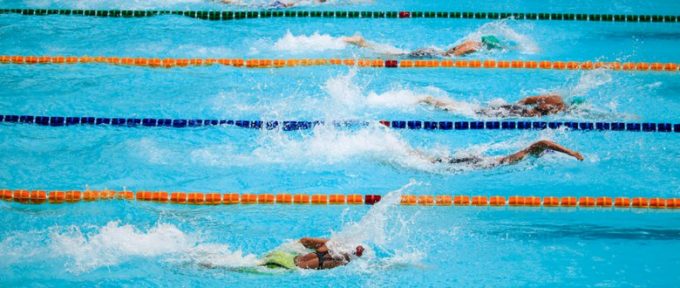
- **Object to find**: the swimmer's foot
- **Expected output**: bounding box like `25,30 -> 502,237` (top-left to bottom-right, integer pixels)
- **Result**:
569,151 -> 584,161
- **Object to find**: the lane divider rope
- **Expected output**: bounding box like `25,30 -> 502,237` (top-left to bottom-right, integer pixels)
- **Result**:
1,115 -> 679,133
1,9 -> 678,23
1,189 -> 677,209
1,56 -> 679,72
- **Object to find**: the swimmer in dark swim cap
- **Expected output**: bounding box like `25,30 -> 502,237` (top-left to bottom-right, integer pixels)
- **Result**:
342,34 -> 504,58
261,237 -> 364,270
420,94 -> 571,118
412,140 -> 584,169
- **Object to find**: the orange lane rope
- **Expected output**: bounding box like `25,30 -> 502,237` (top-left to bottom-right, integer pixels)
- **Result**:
0,56 -> 678,72
1,189 -> 678,209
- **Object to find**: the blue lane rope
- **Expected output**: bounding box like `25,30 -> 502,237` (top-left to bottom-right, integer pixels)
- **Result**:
0,115 -> 678,133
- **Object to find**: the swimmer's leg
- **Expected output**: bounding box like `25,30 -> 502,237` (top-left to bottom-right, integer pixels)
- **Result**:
498,140 -> 584,165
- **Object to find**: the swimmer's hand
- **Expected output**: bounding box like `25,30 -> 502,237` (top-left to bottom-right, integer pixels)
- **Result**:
571,152 -> 584,161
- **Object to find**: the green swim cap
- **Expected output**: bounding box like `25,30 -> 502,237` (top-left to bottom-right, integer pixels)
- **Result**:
481,35 -> 502,49
569,97 -> 586,106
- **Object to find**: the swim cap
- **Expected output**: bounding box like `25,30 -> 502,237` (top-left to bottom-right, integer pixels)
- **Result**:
354,245 -> 364,257
569,97 -> 586,106
481,35 -> 502,49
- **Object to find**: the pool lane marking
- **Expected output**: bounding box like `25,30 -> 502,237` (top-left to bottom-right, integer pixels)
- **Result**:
1,115 -> 679,133
0,9 -> 678,23
2,190 -> 678,209
1,56 -> 679,72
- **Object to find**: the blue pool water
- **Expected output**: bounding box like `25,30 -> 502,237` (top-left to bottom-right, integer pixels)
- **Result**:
1,0 -> 679,286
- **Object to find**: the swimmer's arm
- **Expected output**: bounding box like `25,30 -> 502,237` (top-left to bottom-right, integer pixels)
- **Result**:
448,41 -> 482,57
341,36 -> 371,48
498,140 -> 584,165
534,140 -> 583,160
419,96 -> 456,111
316,245 -> 329,254
299,237 -> 329,250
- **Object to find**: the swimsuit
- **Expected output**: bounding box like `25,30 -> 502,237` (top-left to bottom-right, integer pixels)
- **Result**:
434,155 -> 501,169
477,104 -> 530,117
407,48 -> 444,58
315,252 -> 326,270
435,156 -> 484,166
262,250 -> 298,269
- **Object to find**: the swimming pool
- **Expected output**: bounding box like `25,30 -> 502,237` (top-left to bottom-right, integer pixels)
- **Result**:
1,0 -> 679,286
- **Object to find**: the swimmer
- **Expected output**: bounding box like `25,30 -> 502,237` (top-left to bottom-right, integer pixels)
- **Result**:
420,94 -> 575,117
261,237 -> 364,270
342,35 -> 503,58
220,0 -> 326,8
412,140 -> 584,169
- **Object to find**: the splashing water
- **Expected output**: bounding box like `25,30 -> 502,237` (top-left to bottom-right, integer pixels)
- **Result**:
323,69 -> 481,117
325,180 -> 425,269
568,68 -> 613,97
274,31 -> 405,55
327,180 -> 417,252
187,120 -> 563,173
274,31 -> 349,53
547,68 -> 638,120
251,124 -> 425,167
45,221 -> 258,273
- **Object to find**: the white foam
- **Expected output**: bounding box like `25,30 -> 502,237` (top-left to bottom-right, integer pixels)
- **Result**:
327,180 -> 417,252
251,125 -> 422,166
553,69 -> 642,120
324,69 -> 365,111
324,180 -> 425,270
187,120 -> 563,174
274,31 -> 348,53
323,69 -> 480,117
569,68 -> 613,97
47,221 -> 258,273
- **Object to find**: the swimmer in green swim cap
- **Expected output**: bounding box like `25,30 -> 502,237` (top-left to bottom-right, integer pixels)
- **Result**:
421,93 -> 573,118
261,237 -> 364,270
342,34 -> 504,58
